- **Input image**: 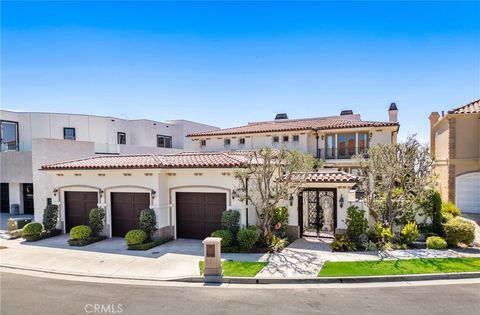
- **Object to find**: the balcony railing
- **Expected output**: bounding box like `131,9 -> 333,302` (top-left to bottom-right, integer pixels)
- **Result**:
317,147 -> 369,159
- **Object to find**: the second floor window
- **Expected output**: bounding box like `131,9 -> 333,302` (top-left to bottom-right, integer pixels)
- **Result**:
358,132 -> 368,153
0,120 -> 19,151
272,136 -> 279,143
283,135 -> 289,142
325,135 -> 335,158
63,127 -> 76,140
224,138 -> 231,146
200,139 -> 207,147
117,132 -> 126,145
292,135 -> 299,142
239,138 -> 245,145
157,135 -> 172,148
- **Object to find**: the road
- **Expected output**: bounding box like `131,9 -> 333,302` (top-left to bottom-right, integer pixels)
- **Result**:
1,272 -> 479,315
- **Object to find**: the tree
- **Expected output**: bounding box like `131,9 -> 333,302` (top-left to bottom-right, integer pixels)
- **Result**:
355,135 -> 434,228
233,147 -> 317,244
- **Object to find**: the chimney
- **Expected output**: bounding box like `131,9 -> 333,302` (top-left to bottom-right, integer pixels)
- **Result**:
340,110 -> 353,116
429,112 -> 440,127
275,113 -> 288,120
388,102 -> 398,123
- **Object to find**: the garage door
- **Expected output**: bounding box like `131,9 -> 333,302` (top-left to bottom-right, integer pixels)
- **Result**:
65,191 -> 98,233
456,172 -> 480,213
111,192 -> 150,237
176,192 -> 226,239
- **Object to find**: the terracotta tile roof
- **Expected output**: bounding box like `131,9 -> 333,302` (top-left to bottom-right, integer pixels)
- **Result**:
187,118 -> 398,137
290,171 -> 358,183
41,152 -> 248,170
448,99 -> 480,115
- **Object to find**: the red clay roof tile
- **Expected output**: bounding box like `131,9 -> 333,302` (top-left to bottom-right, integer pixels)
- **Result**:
448,99 -> 480,115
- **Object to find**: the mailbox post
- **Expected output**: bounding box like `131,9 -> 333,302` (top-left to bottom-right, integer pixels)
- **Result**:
203,237 -> 222,276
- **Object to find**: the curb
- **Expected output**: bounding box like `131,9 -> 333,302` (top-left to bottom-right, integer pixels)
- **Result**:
2,264 -> 479,284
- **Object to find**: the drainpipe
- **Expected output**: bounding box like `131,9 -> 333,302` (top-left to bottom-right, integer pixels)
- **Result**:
245,177 -> 249,227
314,129 -> 320,159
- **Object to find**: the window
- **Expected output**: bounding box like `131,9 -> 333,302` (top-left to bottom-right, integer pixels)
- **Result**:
117,132 -> 126,145
358,132 -> 368,154
272,136 -> 279,143
224,138 -> 231,146
63,128 -> 76,140
282,136 -> 289,142
0,120 -> 19,151
292,135 -> 299,142
200,139 -> 207,147
157,135 -> 172,148
337,133 -> 355,158
325,135 -> 335,159
239,138 -> 245,145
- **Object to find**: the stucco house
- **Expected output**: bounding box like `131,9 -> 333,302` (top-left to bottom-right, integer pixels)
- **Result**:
429,99 -> 480,214
39,104 -> 399,240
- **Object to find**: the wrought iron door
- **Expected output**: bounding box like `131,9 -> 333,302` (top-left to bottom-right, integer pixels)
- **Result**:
300,189 -> 336,237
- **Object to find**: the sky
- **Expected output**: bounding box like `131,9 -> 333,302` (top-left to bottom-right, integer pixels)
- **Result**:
1,1 -> 479,143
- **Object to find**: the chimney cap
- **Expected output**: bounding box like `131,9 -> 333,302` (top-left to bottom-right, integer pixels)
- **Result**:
340,110 -> 353,116
275,113 -> 288,120
389,102 -> 398,111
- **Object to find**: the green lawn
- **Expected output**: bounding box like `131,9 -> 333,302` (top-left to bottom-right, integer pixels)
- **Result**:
318,258 -> 480,277
199,260 -> 267,277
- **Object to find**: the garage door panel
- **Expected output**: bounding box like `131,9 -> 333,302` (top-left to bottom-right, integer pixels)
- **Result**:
456,172 -> 480,213
65,192 -> 98,233
111,192 -> 150,237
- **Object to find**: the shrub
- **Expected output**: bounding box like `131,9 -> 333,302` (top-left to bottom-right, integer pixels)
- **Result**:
69,225 -> 92,240
401,222 -> 420,245
443,217 -> 475,246
89,207 -> 106,236
381,227 -> 394,242
332,234 -> 354,252
442,202 -> 461,217
22,222 -> 43,237
442,212 -> 454,223
426,236 -> 448,249
221,210 -> 240,235
269,235 -> 289,252
345,206 -> 368,243
237,227 -> 260,251
211,229 -> 234,248
362,240 -> 378,251
125,229 -> 148,245
422,190 -> 442,234
139,209 -> 157,237
271,206 -> 289,236
42,204 -> 59,232
367,222 -> 383,243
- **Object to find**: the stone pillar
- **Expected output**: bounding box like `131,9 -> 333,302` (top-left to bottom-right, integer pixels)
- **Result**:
203,237 -> 222,276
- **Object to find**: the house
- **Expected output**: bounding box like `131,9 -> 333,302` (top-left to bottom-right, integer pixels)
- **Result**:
0,109 -> 218,221
38,103 -> 399,240
429,99 -> 480,214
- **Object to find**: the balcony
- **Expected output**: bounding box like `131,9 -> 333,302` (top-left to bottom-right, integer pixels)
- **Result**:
317,147 -> 369,160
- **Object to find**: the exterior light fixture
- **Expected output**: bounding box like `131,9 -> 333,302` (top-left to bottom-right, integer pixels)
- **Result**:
151,189 -> 156,199
99,189 -> 104,197
53,188 -> 58,196
339,194 -> 344,208
232,190 -> 238,200
289,195 -> 294,206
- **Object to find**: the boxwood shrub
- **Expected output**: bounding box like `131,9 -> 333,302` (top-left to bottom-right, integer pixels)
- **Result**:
89,207 -> 106,237
22,222 -> 43,237
70,225 -> 92,240
139,209 -> 157,238
211,229 -> 233,248
441,202 -> 461,217
426,236 -> 448,249
221,210 -> 240,235
125,229 -> 148,246
237,227 -> 260,251
443,217 -> 475,246
42,204 -> 59,232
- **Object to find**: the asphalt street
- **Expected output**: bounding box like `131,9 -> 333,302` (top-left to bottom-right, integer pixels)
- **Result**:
1,272 -> 479,315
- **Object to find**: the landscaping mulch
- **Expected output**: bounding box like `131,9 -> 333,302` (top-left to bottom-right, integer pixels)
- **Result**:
127,237 -> 173,250
68,236 -> 107,247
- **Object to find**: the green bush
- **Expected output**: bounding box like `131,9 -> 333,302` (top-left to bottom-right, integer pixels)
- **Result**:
332,234 -> 354,252
367,222 -> 383,243
442,212 -> 454,223
422,190 -> 442,234
139,209 -> 157,237
211,229 -> 234,248
271,206 -> 289,236
125,229 -> 148,245
42,204 -> 59,232
443,217 -> 475,246
442,202 -> 461,217
88,207 -> 106,236
221,210 -> 240,235
69,225 -> 92,240
401,222 -> 420,245
269,235 -> 289,252
426,236 -> 448,249
345,206 -> 368,243
237,227 -> 260,251
22,222 -> 43,237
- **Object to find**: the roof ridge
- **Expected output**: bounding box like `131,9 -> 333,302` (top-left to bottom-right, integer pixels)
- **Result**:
447,98 -> 480,114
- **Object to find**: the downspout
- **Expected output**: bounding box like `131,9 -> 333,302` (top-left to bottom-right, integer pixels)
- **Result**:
245,177 -> 249,227
314,128 -> 320,159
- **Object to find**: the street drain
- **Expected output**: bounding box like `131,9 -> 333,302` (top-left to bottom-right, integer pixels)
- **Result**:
152,251 -> 159,255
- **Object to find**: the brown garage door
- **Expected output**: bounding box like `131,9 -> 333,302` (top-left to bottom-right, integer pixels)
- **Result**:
176,192 -> 226,239
65,191 -> 98,233
111,192 -> 150,237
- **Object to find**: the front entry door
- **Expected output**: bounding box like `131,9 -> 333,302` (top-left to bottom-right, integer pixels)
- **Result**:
22,184 -> 34,214
299,189 -> 336,238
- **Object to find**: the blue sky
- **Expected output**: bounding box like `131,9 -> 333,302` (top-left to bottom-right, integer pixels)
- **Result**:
2,1 -> 479,143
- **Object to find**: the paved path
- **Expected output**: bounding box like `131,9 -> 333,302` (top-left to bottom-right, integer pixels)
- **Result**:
2,272 -> 480,315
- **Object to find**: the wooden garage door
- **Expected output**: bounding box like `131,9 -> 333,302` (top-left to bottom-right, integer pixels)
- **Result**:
111,192 -> 150,237
65,191 -> 98,233
176,192 -> 226,239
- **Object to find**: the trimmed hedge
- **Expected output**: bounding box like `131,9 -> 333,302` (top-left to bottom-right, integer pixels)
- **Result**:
89,207 -> 106,237
139,209 -> 157,237
22,222 -> 43,236
43,204 -> 59,232
125,229 -> 148,246
127,236 -> 173,250
68,236 -> 106,247
211,229 -> 234,248
221,210 -> 240,235
426,236 -> 448,249
70,225 -> 92,240
442,202 -> 461,217
443,217 -> 475,246
237,227 -> 260,251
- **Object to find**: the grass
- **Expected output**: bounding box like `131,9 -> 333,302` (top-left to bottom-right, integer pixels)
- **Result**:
318,258 -> 480,277
199,260 -> 267,277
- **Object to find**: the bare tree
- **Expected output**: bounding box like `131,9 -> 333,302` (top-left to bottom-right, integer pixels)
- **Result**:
355,135 -> 434,228
233,147 -> 317,244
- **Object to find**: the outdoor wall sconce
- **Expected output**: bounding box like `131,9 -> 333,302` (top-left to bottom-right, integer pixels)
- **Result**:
339,194 -> 344,208
289,195 -> 294,206
369,132 -> 373,139
151,190 -> 156,200
99,189 -> 104,198
232,190 -> 238,200
321,135 -> 324,141
52,188 -> 58,196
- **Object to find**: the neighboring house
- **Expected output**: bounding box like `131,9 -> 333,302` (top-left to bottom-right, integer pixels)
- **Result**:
0,110 -> 218,221
38,103 -> 399,240
429,99 -> 480,214
188,104 -> 399,173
